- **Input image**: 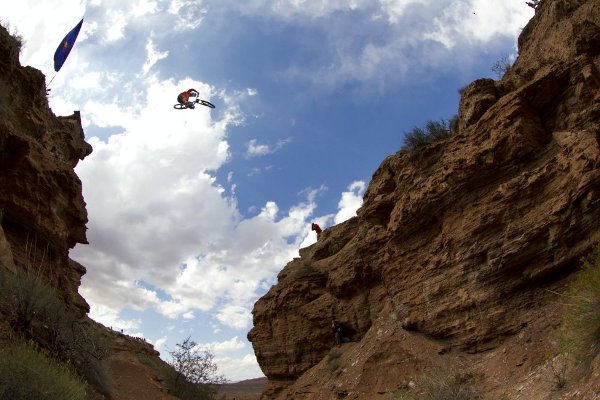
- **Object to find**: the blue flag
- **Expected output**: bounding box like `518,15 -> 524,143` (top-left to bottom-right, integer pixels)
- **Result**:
53,18 -> 84,72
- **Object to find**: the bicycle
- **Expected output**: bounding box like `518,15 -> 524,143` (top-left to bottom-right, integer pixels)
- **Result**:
173,98 -> 215,110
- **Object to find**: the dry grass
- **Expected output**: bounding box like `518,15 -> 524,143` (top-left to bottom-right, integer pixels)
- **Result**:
0,340 -> 86,400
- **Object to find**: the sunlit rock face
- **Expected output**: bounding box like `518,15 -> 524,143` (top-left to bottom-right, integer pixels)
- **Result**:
248,1 -> 600,398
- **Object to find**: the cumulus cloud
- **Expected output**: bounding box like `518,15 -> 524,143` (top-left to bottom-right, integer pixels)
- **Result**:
153,336 -> 168,351
245,138 -> 292,158
104,10 -> 128,42
424,0 -> 531,49
89,303 -> 142,332
215,353 -> 264,383
142,38 -> 169,75
168,0 -> 208,31
334,181 -> 366,224
199,336 -> 246,353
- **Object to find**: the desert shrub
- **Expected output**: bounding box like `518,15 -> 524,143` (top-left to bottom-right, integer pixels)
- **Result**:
396,371 -> 481,400
166,337 -> 227,399
420,372 -> 481,400
491,54 -> 512,79
140,353 -> 216,400
0,20 -> 25,54
0,341 -> 86,400
327,347 -> 342,375
402,117 -> 456,153
165,369 -> 217,400
547,353 -> 569,389
388,388 -> 415,399
559,243 -> 600,359
0,268 -> 111,395
0,267 -> 68,333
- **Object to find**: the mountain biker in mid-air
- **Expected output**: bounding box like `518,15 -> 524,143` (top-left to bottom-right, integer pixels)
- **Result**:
177,88 -> 199,109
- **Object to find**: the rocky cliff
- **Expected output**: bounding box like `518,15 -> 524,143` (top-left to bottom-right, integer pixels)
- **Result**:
0,25 -> 92,315
0,24 -> 178,399
248,1 -> 600,399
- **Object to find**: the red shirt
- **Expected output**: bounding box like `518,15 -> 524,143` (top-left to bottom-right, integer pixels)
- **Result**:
180,88 -> 197,102
311,223 -> 322,234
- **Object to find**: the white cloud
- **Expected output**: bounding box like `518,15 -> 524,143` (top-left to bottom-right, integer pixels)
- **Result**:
88,303 -> 142,333
245,137 -> 291,158
424,0 -> 532,49
200,336 -> 246,354
105,10 -> 127,42
142,38 -> 169,75
153,336 -> 168,352
379,0 -> 428,24
215,305 -> 252,330
334,180 -> 366,224
132,0 -> 160,17
168,0 -> 208,31
215,353 -> 264,382
68,71 -> 104,90
246,139 -> 270,157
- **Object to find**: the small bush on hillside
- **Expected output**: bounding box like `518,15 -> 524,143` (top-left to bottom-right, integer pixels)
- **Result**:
491,54 -> 512,79
0,341 -> 86,400
0,267 -> 68,333
327,348 -> 342,375
559,243 -> 600,359
391,371 -> 481,400
0,20 -> 25,54
0,268 -> 111,395
401,117 -> 457,153
140,354 -> 216,400
165,337 -> 227,399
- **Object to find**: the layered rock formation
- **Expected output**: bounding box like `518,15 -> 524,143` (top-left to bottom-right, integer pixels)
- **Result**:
248,0 -> 600,398
0,25 -> 92,315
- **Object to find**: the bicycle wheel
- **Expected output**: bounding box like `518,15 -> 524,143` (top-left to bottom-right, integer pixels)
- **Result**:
173,103 -> 187,110
199,100 -> 215,109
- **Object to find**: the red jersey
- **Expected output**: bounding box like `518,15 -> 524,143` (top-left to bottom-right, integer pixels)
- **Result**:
180,88 -> 198,103
311,223 -> 322,235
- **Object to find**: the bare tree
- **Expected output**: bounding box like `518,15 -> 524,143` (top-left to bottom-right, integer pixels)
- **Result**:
491,54 -> 512,79
169,337 -> 227,386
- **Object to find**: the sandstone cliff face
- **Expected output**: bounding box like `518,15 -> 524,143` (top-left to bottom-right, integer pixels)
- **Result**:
0,24 -> 92,315
248,1 -> 600,399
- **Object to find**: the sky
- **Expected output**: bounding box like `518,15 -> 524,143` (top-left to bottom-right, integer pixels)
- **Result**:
2,0 -> 534,382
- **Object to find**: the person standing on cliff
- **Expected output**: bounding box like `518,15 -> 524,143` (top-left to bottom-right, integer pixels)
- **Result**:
332,318 -> 341,346
312,223 -> 322,238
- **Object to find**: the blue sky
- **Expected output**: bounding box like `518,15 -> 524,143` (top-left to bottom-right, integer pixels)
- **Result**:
2,0 -> 533,382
